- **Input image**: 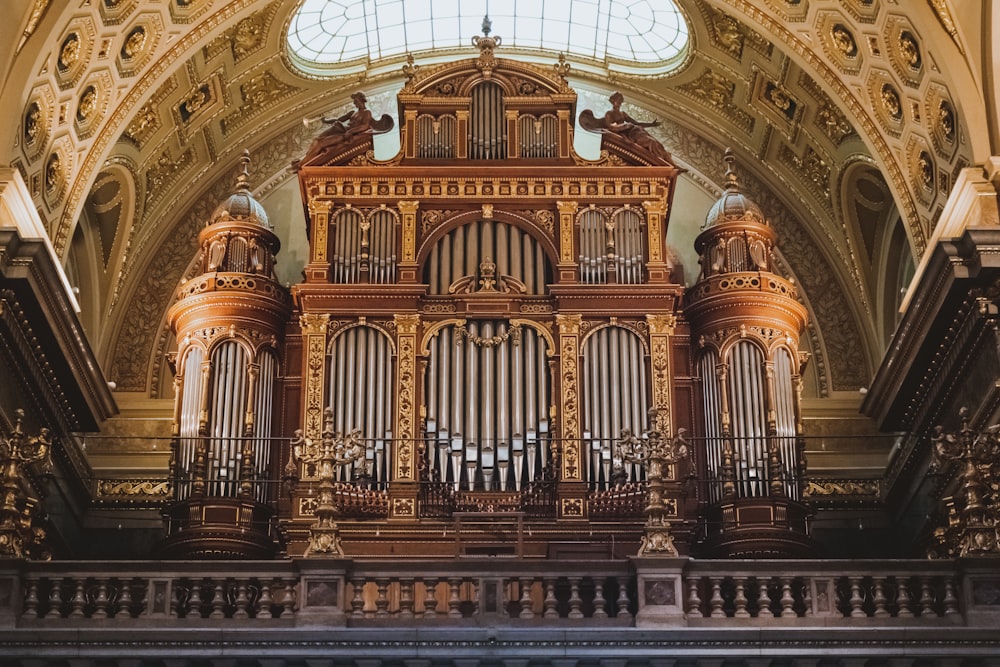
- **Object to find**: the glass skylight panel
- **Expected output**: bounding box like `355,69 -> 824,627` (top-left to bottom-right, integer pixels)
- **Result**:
287,0 -> 688,73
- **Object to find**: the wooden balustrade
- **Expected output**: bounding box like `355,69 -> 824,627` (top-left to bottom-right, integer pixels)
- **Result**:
1,559 -> 978,626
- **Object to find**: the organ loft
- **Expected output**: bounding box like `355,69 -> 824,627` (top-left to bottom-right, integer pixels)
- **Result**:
161,27 -> 812,561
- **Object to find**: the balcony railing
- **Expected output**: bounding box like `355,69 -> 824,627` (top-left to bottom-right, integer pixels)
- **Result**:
3,557 -> 995,627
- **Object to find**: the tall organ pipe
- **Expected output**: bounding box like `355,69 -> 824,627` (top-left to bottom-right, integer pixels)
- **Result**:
424,220 -> 549,296
424,322 -> 550,490
581,326 -> 649,489
326,326 -> 394,486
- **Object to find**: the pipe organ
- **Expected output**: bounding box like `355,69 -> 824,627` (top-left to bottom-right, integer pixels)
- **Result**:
159,28 -> 813,560
163,152 -> 291,558
685,149 -> 813,558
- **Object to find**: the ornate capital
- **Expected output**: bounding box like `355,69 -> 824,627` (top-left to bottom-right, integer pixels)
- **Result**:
299,312 -> 330,335
555,313 -> 582,335
646,313 -> 676,335
394,313 -> 421,334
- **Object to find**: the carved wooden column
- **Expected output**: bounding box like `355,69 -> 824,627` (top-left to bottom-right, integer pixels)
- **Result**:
299,313 -> 330,443
397,200 -> 420,283
391,313 -> 420,520
555,313 -> 585,519
646,314 -> 676,433
643,199 -> 669,283
556,200 -> 578,283
306,200 -> 332,282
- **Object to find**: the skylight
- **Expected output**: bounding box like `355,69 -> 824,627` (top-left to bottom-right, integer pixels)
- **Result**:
286,0 -> 689,75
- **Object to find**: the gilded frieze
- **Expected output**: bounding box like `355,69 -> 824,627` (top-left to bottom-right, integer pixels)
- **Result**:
143,148 -> 194,209
98,0 -> 137,25
924,83 -> 959,161
778,144 -> 831,203
74,70 -> 112,141
221,70 -> 300,136
54,18 -> 97,92
885,16 -> 924,88
677,67 -> 754,134
116,13 -> 162,78
814,12 -> 862,76
700,2 -> 772,62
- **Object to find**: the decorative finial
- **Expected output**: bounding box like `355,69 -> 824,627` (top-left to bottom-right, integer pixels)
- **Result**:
723,147 -> 739,190
482,15 -> 492,36
236,149 -> 251,191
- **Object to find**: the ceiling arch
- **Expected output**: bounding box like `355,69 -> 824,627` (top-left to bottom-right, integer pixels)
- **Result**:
1,0 -> 990,405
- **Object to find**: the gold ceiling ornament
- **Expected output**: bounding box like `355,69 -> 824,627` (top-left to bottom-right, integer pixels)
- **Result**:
0,409 -> 53,560
16,0 -> 51,54
928,407 -> 1000,558
927,0 -> 965,55
831,23 -> 858,58
58,32 -> 81,70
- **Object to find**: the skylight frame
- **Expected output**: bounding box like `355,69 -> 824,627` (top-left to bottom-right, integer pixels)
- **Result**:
285,0 -> 691,77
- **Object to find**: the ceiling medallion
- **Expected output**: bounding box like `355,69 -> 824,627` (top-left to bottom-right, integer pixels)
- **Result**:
58,33 -> 80,70
880,83 -> 902,120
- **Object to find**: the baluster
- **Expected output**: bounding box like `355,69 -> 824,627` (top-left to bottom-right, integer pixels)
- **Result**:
471,578 -> 480,616
46,578 -> 63,618
592,578 -> 608,620
447,577 -> 463,618
70,579 -> 86,618
873,578 -> 889,618
257,579 -> 273,619
22,578 -> 40,619
780,578 -> 796,618
709,578 -> 725,618
374,578 -> 391,618
896,577 -> 913,618
233,581 -> 250,619
136,578 -> 150,618
757,578 -> 773,618
209,581 -> 226,619
849,578 -> 865,618
281,578 -> 297,619
615,580 -> 633,622
918,577 -> 934,617
543,578 -> 559,619
519,577 -> 535,619
187,580 -> 204,621
802,577 -> 813,617
399,578 -> 415,619
686,577 -> 703,619
92,581 -> 110,619
423,577 -> 439,618
116,579 -> 133,619
350,578 -> 366,618
733,578 -> 749,618
567,578 -> 584,619
943,579 -> 959,615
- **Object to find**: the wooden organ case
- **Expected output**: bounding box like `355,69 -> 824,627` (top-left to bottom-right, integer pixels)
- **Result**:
283,35 -> 696,558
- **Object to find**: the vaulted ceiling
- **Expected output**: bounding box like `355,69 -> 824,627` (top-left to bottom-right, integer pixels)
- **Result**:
1,0 -> 994,411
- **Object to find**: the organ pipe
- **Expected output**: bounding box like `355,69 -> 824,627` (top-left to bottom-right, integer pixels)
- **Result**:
417,114 -> 457,158
469,82 -> 505,160
177,347 -> 205,500
581,326 -> 650,489
326,326 -> 394,487
518,114 -> 558,158
699,350 -> 724,502
425,220 -> 549,295
330,208 -> 398,285
424,322 -> 550,490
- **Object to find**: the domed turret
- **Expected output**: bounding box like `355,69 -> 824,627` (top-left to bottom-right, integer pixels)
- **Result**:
161,150 -> 292,559
686,148 -> 813,559
209,151 -> 270,228
702,150 -> 767,230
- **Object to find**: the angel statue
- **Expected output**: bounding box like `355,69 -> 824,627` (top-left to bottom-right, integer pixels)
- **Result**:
579,91 -> 672,162
294,91 -> 394,169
